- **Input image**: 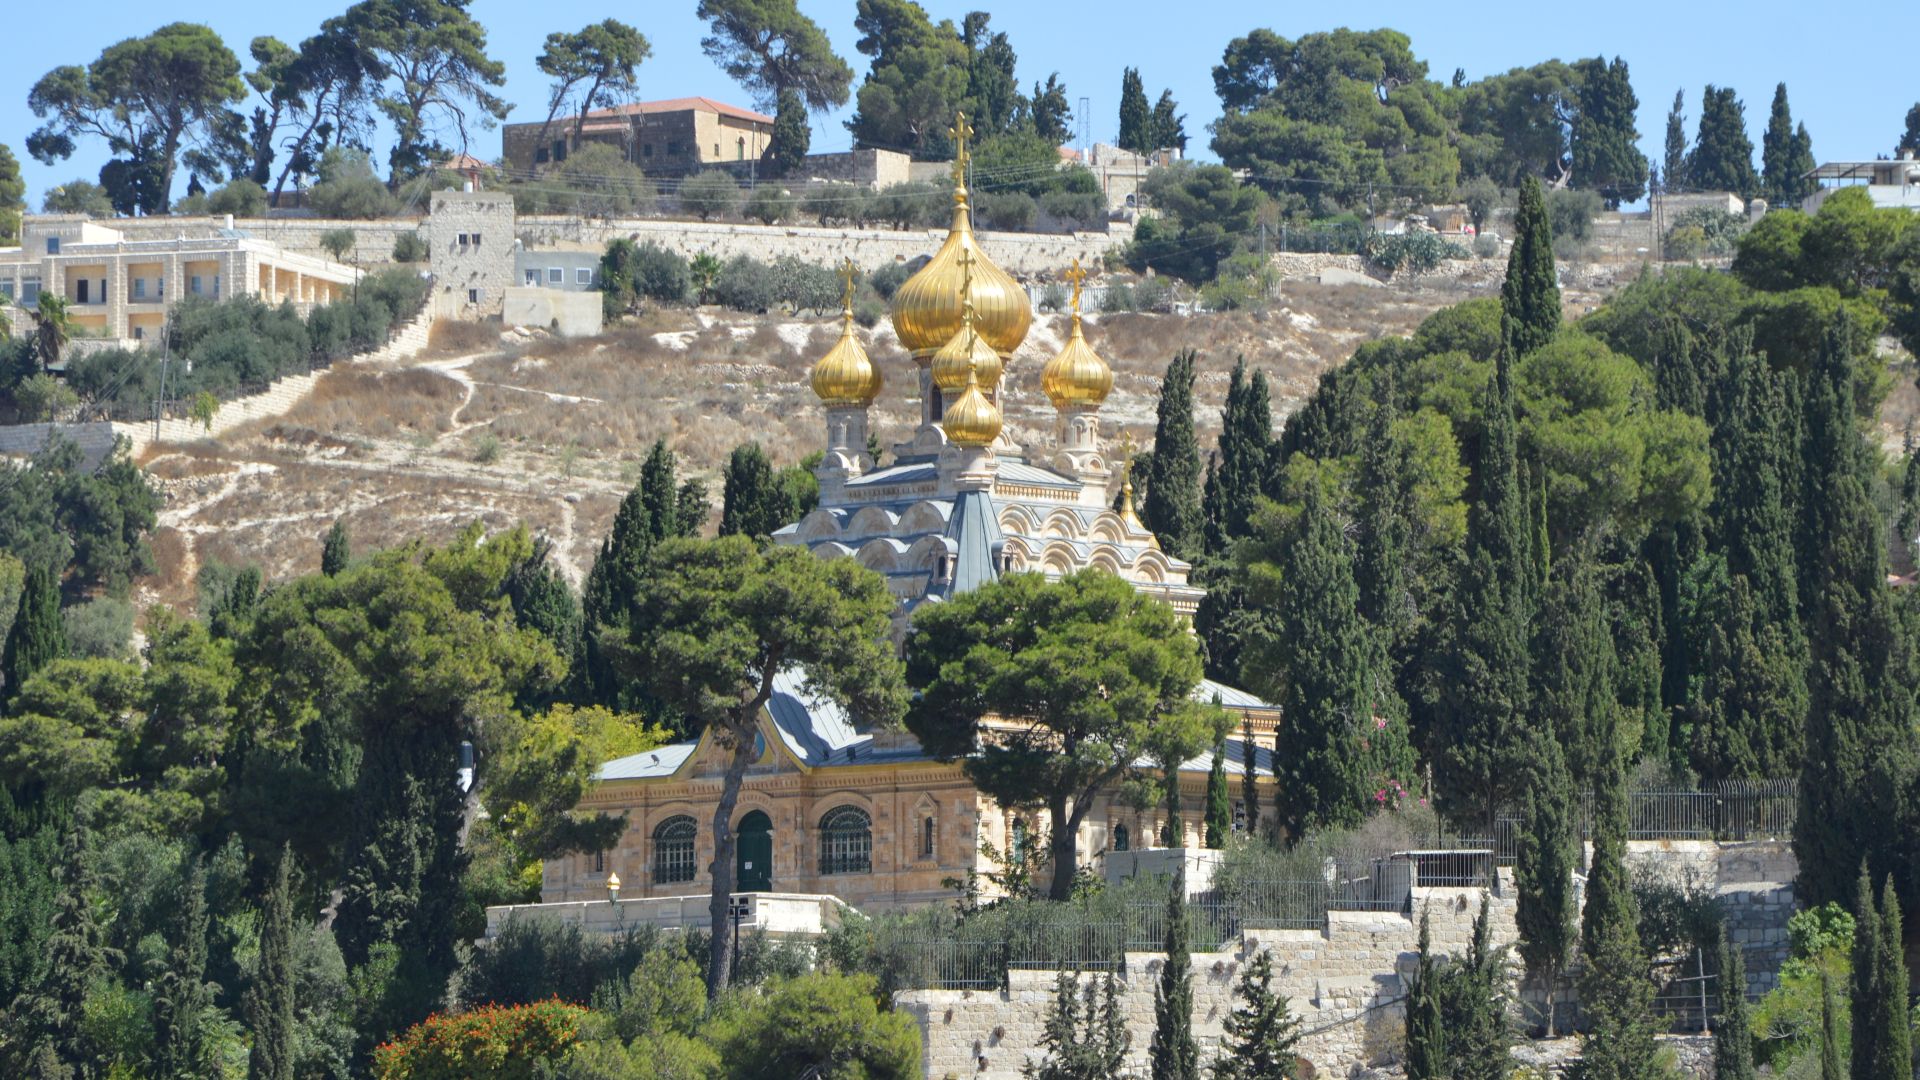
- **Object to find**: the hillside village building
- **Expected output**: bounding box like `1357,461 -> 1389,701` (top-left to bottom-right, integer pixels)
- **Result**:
501,97 -> 776,175
0,215 -> 359,345
1802,154 -> 1920,213
538,122 -> 1280,914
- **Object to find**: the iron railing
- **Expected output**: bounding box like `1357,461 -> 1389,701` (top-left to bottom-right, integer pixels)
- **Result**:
1453,780 -> 1797,864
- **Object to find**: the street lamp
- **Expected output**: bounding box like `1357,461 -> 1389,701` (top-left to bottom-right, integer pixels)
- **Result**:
606,871 -> 621,905
728,896 -> 751,983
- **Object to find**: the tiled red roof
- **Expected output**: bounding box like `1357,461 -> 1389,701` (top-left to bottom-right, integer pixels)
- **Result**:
578,96 -> 775,126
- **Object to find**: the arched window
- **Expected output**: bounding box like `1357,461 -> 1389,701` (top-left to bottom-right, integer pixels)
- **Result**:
818,806 -> 872,875
1113,823 -> 1130,852
652,816 -> 698,884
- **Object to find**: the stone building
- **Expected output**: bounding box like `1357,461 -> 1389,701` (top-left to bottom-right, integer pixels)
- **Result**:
427,189 -> 516,319
0,215 -> 358,346
539,125 -> 1280,912
501,97 -> 774,175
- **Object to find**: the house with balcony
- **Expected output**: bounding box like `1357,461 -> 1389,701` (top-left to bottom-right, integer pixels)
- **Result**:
0,215 -> 361,349
1801,154 -> 1920,214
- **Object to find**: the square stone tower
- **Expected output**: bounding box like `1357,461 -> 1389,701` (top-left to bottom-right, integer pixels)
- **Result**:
428,189 -> 516,319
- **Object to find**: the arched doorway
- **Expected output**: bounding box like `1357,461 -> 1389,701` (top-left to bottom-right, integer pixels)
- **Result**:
736,810 -> 772,892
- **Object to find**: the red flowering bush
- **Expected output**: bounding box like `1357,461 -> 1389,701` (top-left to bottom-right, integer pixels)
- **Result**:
373,998 -> 588,1080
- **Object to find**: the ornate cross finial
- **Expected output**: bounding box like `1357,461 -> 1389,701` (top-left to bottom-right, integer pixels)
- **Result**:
1117,430 -> 1142,525
1064,258 -> 1087,316
838,257 -> 857,316
956,247 -> 975,322
949,111 -> 974,189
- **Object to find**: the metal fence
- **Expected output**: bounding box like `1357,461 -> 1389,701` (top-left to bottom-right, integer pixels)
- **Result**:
1456,780 -> 1797,864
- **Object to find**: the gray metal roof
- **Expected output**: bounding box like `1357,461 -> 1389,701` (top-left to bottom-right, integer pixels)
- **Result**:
945,488 -> 1002,596
1195,679 -> 1277,711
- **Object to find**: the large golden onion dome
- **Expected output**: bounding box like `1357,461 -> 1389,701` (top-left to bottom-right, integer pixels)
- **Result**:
930,252 -> 1004,393
810,260 -> 882,407
942,363 -> 1002,449
889,113 -> 1033,358
1040,260 -> 1112,409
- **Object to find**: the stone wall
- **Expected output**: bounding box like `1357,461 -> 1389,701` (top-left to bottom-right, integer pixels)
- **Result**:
105,216 -> 425,268
898,840 -> 1799,1079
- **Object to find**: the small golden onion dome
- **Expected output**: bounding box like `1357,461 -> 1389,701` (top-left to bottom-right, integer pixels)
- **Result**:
1041,313 -> 1112,408
889,114 -> 1032,357
942,365 -> 1002,449
810,279 -> 881,407
930,300 -> 1003,394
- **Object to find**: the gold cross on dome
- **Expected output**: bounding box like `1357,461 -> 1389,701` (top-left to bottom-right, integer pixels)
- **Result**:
956,247 -> 974,311
1064,258 -> 1087,315
838,257 -> 857,313
949,111 -> 974,187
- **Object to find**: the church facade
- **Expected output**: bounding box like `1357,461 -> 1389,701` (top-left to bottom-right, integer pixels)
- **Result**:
541,120 -> 1279,911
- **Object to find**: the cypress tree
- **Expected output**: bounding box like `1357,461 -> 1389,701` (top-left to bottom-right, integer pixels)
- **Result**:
1663,88 -> 1689,193
1532,550 -> 1617,787
1201,452 -> 1227,559
1148,876 -> 1198,1080
1204,742 -> 1230,849
580,476 -> 660,707
1439,896 -> 1511,1080
1212,949 -> 1301,1080
1514,732 -> 1577,1037
1217,358 -> 1272,544
1268,485 -> 1378,839
247,847 -> 296,1080
154,858 -> 215,1080
1118,67 -> 1152,153
1435,332 -> 1532,833
1355,394 -> 1413,656
10,820 -> 116,1072
1761,84 -> 1816,208
2,563 -> 64,704
1795,317 -> 1918,910
720,442 -> 795,540
1145,349 -> 1204,560
1869,878 -> 1911,1079
640,439 -> 690,542
1820,969 -> 1845,1080
1405,908 -> 1447,1080
1714,925 -> 1756,1080
320,519 -> 351,576
1574,735 -> 1662,1080
764,88 -> 810,178
1501,175 -> 1559,358
1570,56 -> 1647,208
1240,715 -> 1261,840
1690,86 -> 1760,199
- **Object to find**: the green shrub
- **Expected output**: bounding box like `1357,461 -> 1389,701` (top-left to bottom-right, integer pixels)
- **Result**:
455,920 -> 664,1009
744,185 -> 798,225
1364,231 -> 1470,275
1101,283 -> 1135,313
516,143 -> 656,218
62,597 -> 134,659
870,181 -> 945,230
1472,233 -> 1501,259
1040,187 -> 1108,231
1545,187 -> 1603,244
392,232 -> 429,263
1038,283 -> 1067,312
307,148 -> 398,219
599,240 -> 689,317
678,170 -> 740,221
975,190 -> 1036,231
704,972 -> 921,1080
318,228 -> 357,263
1200,274 -> 1259,311
472,435 -> 501,464
1665,207 -> 1749,259
372,999 -> 588,1080
868,261 -> 911,299
802,182 -> 866,226
13,372 -> 77,421
207,179 -> 268,217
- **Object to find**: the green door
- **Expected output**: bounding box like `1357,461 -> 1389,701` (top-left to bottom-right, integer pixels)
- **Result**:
736,810 -> 772,893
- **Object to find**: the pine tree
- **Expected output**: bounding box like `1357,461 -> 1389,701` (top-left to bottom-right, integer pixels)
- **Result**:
321,518 -> 351,576
1148,877 -> 1198,1080
1570,56 -> 1647,208
247,847 -> 296,1080
1690,86 -> 1760,199
1268,485 -> 1378,839
1714,925 -> 1756,1080
1211,949 -> 1301,1080
1204,742 -> 1230,849
1574,736 -> 1662,1080
2,563 -> 64,703
1663,89 -> 1689,193
1405,908 -> 1447,1080
1795,316 -> 1919,910
1118,67 -> 1152,153
1435,321 -> 1532,833
764,88 -> 810,178
1761,84 -> 1816,208
1501,175 -> 1559,358
720,442 -> 795,540
1144,349 -> 1204,560
1514,732 -> 1577,1037
154,858 -> 215,1080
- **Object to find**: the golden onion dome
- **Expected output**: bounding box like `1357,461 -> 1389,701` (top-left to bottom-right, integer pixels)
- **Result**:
810,261 -> 882,407
942,364 -> 1002,449
1040,260 -> 1111,408
930,253 -> 1003,393
888,113 -> 1033,357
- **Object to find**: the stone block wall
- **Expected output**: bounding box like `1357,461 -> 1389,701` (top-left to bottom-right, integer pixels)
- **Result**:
428,191 -> 516,318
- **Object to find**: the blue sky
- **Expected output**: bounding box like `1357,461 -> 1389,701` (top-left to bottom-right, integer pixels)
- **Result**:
4,0 -> 1916,207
